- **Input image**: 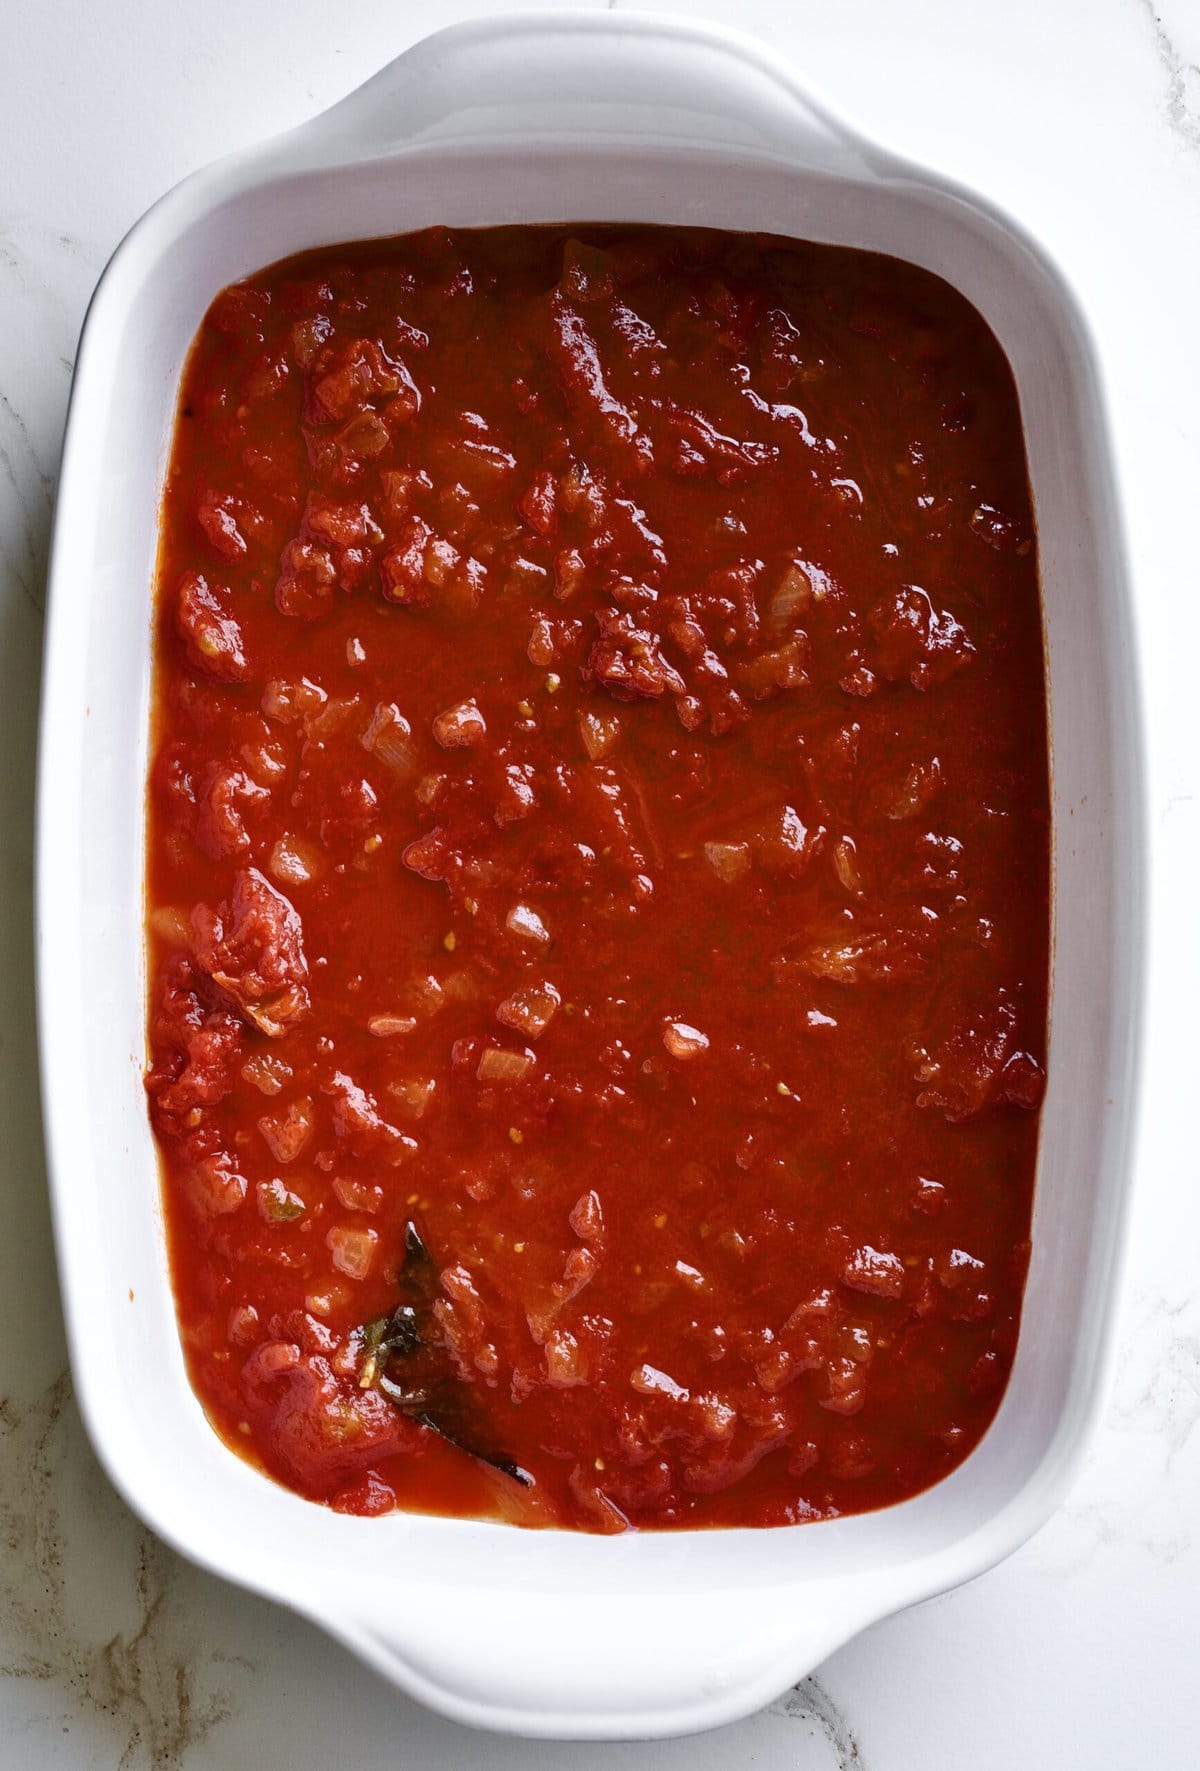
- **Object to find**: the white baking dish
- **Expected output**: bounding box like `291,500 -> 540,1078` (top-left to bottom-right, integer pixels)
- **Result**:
36,10 -> 1144,1739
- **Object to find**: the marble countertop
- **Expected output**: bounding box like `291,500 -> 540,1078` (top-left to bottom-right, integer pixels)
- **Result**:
2,1 -> 1196,1764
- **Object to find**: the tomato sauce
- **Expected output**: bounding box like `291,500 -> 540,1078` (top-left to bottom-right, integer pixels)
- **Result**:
145,226 -> 1049,1530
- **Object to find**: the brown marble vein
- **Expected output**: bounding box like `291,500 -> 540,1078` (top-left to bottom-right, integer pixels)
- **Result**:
0,1371 -> 255,1768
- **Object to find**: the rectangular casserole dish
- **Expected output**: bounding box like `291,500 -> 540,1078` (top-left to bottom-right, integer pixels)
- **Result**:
36,10 -> 1144,1739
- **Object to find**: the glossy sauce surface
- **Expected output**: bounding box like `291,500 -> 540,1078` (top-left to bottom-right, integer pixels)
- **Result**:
145,226 -> 1049,1530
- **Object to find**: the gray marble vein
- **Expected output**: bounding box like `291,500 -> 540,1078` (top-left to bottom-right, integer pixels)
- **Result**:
770,1675 -> 869,1767
1138,0 -> 1200,148
0,389 -> 54,615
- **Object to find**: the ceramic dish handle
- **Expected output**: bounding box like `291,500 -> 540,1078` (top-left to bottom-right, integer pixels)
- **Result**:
289,12 -> 874,181
336,1578 -> 867,1736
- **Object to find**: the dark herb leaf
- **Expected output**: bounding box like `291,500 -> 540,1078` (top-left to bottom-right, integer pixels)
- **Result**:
356,1219 -> 536,1489
378,1375 -> 433,1409
379,1303 -> 420,1358
403,1219 -> 433,1273
411,1411 -> 535,1488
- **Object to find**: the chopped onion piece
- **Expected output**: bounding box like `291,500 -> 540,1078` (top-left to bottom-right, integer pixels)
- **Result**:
496,981 -> 560,1039
477,1046 -> 534,1084
703,840 -> 751,884
332,1176 -> 384,1215
386,1076 -> 437,1119
304,694 -> 363,744
693,1392 -> 737,1439
326,1224 -> 378,1280
578,707 -> 622,761
148,904 -> 191,946
663,1020 -> 709,1059
227,1304 -> 259,1346
185,1156 -> 247,1219
432,698 -> 487,749
367,1012 -> 418,1037
241,1053 -> 292,1096
769,559 -> 831,634
442,969 -> 482,1005
261,676 -> 326,724
631,1363 -> 689,1401
423,535 -> 461,588
268,833 -> 325,888
544,1329 -> 590,1388
674,1260 -> 707,1290
239,738 -> 286,786
257,1096 -> 314,1163
833,836 -> 861,894
569,1189 -> 605,1241
877,758 -> 942,820
256,1179 -> 306,1223
246,1340 -> 301,1378
405,972 -> 445,1015
842,1245 -> 905,1300
528,617 -> 556,667
361,702 -> 417,775
505,902 -> 550,945
752,805 -> 817,875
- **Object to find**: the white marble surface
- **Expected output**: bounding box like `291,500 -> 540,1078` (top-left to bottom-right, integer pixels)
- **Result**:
2,0 -> 1197,1763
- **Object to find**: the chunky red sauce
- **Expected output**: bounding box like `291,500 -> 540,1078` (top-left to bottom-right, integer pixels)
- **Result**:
145,226 -> 1048,1531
